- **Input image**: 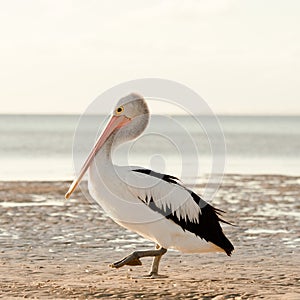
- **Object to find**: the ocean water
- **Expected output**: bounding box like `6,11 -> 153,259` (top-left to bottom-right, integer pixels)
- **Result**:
0,114 -> 299,181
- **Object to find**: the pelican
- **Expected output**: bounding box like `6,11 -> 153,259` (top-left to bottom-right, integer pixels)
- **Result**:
65,93 -> 234,277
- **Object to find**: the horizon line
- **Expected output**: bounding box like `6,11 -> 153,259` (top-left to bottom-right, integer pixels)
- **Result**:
0,112 -> 300,117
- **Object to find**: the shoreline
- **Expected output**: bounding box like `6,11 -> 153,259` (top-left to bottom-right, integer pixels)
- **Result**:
1,172 -> 300,183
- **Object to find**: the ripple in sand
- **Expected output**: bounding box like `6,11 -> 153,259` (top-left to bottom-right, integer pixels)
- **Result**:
246,228 -> 289,234
0,199 -> 64,208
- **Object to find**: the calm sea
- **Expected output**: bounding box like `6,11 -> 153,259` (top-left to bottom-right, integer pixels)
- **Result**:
0,115 -> 299,181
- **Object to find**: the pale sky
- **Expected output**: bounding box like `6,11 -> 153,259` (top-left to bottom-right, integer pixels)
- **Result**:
0,0 -> 299,115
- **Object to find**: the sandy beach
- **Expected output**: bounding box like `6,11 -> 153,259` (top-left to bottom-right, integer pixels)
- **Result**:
0,175 -> 299,299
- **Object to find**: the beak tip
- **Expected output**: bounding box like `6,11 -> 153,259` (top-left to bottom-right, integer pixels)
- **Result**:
65,192 -> 71,200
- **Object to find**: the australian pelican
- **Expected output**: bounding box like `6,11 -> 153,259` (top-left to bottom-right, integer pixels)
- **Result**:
65,93 -> 234,277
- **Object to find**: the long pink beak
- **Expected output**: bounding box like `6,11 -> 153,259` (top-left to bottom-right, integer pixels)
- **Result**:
65,115 -> 130,199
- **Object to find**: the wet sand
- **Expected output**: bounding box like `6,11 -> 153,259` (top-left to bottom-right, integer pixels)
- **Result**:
0,175 -> 299,299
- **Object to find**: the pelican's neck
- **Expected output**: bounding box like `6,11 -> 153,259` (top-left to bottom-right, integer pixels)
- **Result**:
90,112 -> 149,179
88,131 -> 120,192
94,132 -> 116,167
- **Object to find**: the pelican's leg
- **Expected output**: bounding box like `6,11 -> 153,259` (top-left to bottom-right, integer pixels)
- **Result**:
147,244 -> 168,278
110,245 -> 167,272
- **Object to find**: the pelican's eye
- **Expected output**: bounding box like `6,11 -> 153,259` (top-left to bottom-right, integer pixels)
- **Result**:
115,106 -> 124,115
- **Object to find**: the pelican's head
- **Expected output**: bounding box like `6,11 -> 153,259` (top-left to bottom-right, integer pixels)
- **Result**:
110,93 -> 150,144
115,93 -> 149,119
65,93 -> 149,199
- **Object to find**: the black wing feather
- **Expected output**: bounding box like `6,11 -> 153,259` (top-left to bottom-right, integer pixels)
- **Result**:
133,168 -> 234,256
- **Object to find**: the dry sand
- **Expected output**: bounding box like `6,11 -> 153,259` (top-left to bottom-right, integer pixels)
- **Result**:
0,175 -> 299,299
